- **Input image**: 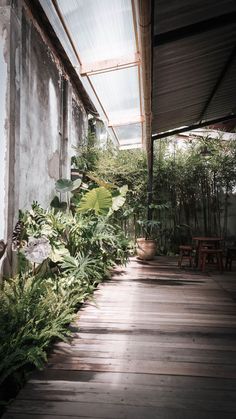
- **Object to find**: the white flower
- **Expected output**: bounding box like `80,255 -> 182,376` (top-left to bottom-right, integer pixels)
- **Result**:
24,237 -> 51,264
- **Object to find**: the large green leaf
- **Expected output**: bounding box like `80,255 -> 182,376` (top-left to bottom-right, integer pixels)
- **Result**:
112,195 -> 126,212
119,185 -> 128,196
55,179 -> 74,193
77,187 -> 112,215
50,246 -> 70,263
109,185 -> 128,213
71,178 -> 82,191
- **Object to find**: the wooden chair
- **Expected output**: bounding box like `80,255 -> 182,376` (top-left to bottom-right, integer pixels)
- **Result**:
225,247 -> 236,271
199,248 -> 223,272
178,245 -> 193,268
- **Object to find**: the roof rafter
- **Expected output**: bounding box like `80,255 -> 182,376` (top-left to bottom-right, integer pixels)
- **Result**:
108,115 -> 144,127
152,114 -> 236,140
199,45 -> 236,122
80,53 -> 140,76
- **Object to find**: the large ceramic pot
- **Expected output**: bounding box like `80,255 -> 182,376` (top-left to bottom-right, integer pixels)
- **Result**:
136,238 -> 157,260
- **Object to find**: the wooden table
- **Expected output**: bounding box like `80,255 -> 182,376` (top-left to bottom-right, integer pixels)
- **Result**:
192,236 -> 224,268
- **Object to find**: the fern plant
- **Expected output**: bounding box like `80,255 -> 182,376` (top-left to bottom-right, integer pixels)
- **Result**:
0,274 -> 76,386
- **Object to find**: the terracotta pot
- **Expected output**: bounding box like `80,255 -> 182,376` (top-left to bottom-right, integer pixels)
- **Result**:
136,238 -> 157,260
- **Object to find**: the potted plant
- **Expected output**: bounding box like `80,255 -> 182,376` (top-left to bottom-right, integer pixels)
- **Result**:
136,219 -> 160,260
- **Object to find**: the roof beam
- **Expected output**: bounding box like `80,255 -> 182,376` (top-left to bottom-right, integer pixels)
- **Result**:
118,138 -> 142,145
152,114 -> 236,140
138,0 -> 152,153
119,143 -> 142,149
108,115 -> 144,127
153,11 -> 236,46
80,54 -> 140,76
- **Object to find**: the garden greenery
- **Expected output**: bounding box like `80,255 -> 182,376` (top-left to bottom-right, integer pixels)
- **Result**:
0,169 -> 131,408
92,133 -> 236,253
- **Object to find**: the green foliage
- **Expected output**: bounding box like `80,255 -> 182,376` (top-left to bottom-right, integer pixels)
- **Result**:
137,219 -> 161,240
0,274 -> 76,386
71,129 -> 100,174
77,186 -> 113,215
60,253 -> 104,284
1,184 -> 130,397
152,135 -> 236,251
91,146 -> 148,238
50,196 -> 67,212
91,133 -> 236,253
55,179 -> 74,193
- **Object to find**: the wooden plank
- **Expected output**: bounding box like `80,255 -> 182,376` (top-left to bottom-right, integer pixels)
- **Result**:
16,389 -> 236,412
29,371 -> 236,389
73,322 -> 236,333
54,340 -> 236,352
70,332 -> 236,347
47,358 -> 236,379
49,349 -> 236,365
79,306 -> 236,314
77,314 -> 236,325
77,314 -> 236,322
6,400 -> 236,419
18,381 -> 236,408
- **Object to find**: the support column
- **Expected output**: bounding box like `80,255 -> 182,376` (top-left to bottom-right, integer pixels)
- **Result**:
147,139 -> 153,221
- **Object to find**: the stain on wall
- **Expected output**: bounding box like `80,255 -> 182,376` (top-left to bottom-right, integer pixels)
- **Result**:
19,9 -> 61,208
17,5 -> 88,209
70,95 -> 87,156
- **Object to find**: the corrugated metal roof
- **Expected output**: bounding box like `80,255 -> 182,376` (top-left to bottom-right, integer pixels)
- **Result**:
152,0 -> 236,138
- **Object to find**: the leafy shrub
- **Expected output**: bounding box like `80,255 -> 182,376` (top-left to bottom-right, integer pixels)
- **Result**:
0,274 -> 76,386
0,166 -> 131,410
0,202 -> 130,393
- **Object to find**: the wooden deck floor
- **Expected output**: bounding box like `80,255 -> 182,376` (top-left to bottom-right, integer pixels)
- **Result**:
3,257 -> 236,419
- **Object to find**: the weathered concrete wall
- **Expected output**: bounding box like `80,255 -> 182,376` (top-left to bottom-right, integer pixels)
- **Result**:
70,94 -> 87,153
18,6 -> 87,208
19,7 -> 62,208
0,6 -> 9,242
0,0 -> 88,274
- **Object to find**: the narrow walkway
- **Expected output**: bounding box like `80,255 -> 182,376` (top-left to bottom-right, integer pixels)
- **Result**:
4,257 -> 236,419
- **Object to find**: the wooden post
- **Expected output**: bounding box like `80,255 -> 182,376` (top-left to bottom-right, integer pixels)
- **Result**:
147,139 -> 154,222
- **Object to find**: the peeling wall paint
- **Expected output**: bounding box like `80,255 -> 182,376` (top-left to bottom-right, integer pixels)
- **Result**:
18,6 -> 88,209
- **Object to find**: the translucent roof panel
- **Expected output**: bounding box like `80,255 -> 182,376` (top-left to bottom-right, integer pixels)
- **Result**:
114,123 -> 142,142
57,0 -> 136,64
40,0 -> 144,149
39,0 -> 79,67
90,67 -> 140,122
